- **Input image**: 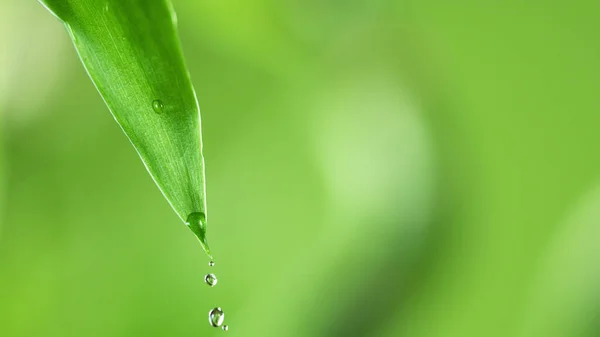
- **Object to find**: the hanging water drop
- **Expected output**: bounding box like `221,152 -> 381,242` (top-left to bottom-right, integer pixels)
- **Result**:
208,307 -> 225,327
204,273 -> 218,287
152,99 -> 164,114
185,212 -> 211,257
222,325 -> 229,331
209,261 -> 215,267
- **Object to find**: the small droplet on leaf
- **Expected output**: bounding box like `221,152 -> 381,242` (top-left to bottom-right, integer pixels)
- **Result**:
204,273 -> 218,287
209,260 -> 215,267
152,99 -> 164,114
185,212 -> 211,257
222,325 -> 229,331
208,307 -> 225,327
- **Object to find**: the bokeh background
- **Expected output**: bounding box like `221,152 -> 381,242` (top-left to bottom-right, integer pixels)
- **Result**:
2,1 -> 600,337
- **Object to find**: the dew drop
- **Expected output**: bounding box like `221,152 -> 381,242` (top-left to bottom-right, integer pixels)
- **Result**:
185,212 -> 210,256
152,99 -> 164,114
209,261 -> 215,267
204,273 -> 218,287
208,307 -> 225,328
222,325 -> 229,331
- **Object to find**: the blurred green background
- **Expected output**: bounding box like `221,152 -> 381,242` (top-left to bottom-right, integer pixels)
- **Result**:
2,1 -> 600,337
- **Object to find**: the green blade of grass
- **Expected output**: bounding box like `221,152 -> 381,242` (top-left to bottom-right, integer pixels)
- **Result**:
39,0 -> 212,258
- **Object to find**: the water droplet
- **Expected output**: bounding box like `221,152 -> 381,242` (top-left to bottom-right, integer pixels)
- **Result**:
209,261 -> 215,267
222,325 -> 229,331
208,307 -> 225,327
204,273 -> 218,287
152,99 -> 164,114
186,212 -> 211,257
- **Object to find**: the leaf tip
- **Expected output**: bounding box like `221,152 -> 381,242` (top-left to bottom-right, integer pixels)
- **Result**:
185,211 -> 212,258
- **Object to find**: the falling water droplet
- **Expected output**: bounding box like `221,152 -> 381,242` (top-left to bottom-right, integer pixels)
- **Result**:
209,261 -> 215,267
152,99 -> 164,114
204,273 -> 218,287
222,325 -> 229,331
208,307 -> 225,328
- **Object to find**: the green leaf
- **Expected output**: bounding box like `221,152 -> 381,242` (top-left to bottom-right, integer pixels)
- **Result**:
38,0 -> 211,258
